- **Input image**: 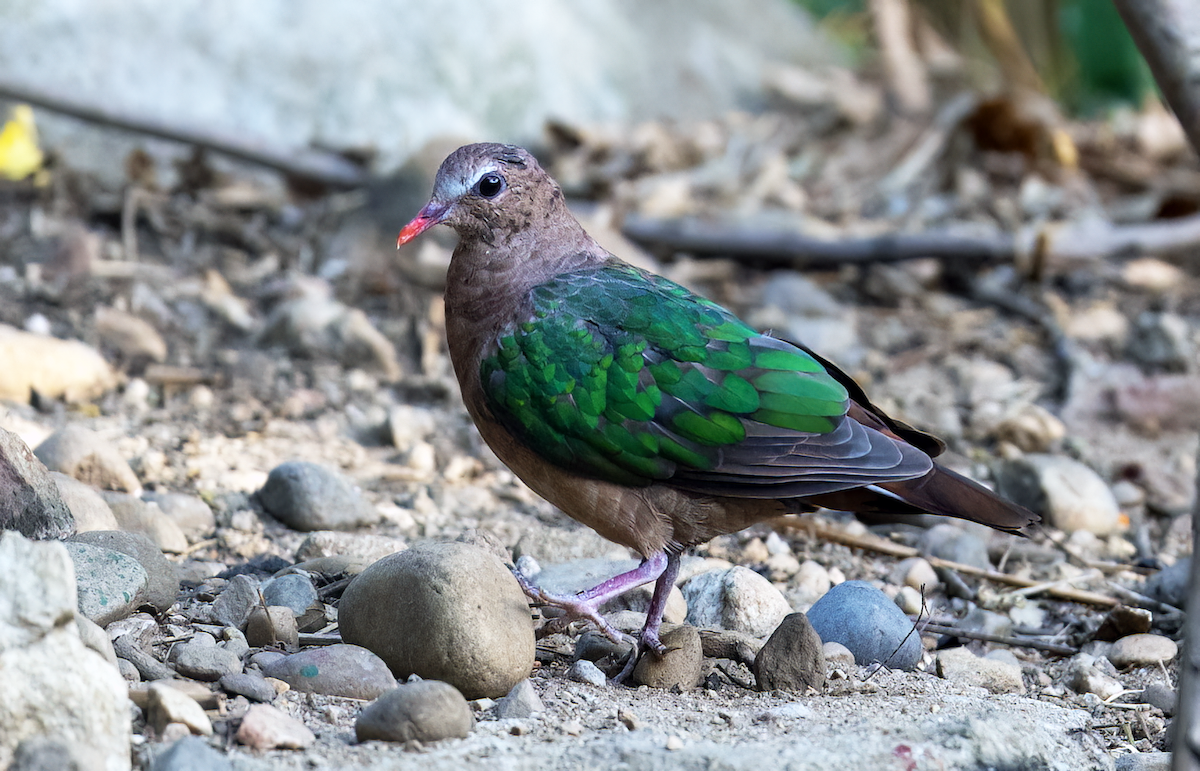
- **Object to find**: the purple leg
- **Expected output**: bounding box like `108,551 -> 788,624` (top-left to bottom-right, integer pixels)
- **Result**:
512,552 -> 668,646
613,550 -> 682,683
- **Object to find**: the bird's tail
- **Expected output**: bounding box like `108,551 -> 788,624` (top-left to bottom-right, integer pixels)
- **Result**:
878,464 -> 1038,536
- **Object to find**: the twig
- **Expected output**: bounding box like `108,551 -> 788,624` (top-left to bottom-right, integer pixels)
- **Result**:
919,621 -> 1078,656
1105,582 -> 1185,619
0,77 -> 367,188
870,0 -> 931,116
1004,569 -> 1102,599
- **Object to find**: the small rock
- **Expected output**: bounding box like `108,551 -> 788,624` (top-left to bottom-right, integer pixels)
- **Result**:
75,615 -> 118,666
822,641 -> 855,670
1070,658 -> 1124,701
1094,605 -> 1153,642
170,637 -> 242,682
756,702 -> 815,721
355,680 -> 473,743
994,454 -> 1121,535
888,557 -> 939,592
219,672 -> 278,703
67,530 -> 177,612
1108,633 -> 1178,668
63,541 -> 149,626
894,586 -> 924,616
918,524 -> 991,570
631,625 -> 703,690
245,606 -> 299,648
665,735 -> 684,751
575,628 -> 634,664
235,704 -> 315,750
567,659 -> 608,687
50,472 -> 117,532
34,425 -> 141,494
1114,752 -> 1172,771
617,709 -> 642,730
682,565 -> 791,637
1145,558 -> 1189,608
210,573 -> 261,629
0,427 -> 75,539
806,581 -> 921,671
494,679 -> 543,718
697,628 -> 762,664
961,606 -> 1013,638
935,647 -> 1025,694
339,541 -> 535,699
7,737 -> 94,771
148,681 -> 213,736
95,305 -> 167,363
257,293 -> 401,382
1129,311 -> 1192,371
261,573 -> 318,616
1139,682 -> 1176,716
0,325 -> 118,403
261,644 -> 396,700
753,612 -> 824,692
151,735 -> 233,771
100,492 -> 188,553
993,403 -> 1065,453
258,461 -> 378,531
143,492 -> 215,541
294,530 -> 407,564
791,559 -> 831,605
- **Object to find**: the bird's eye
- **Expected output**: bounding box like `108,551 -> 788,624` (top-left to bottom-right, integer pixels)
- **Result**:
475,172 -> 504,198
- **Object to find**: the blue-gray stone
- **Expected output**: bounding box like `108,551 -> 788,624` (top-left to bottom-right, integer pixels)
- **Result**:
151,735 -> 232,771
257,461 -> 376,531
261,573 -> 318,616
806,581 -> 921,671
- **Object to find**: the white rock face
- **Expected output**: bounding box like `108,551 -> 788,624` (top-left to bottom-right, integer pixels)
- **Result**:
0,532 -> 132,771
0,0 -> 837,182
683,565 -> 791,637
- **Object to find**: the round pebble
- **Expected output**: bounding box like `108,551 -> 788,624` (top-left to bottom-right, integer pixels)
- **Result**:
919,524 -> 991,570
822,641 -> 855,671
355,680 -> 474,744
935,647 -> 1025,694
68,530 -> 177,612
100,492 -> 188,554
806,581 -> 922,671
170,637 -> 243,682
258,461 -> 377,531
63,541 -> 149,626
753,612 -> 825,692
245,605 -> 299,648
631,625 -> 703,690
494,679 -> 544,719
261,644 -> 396,700
888,557 -> 939,592
339,541 -> 535,700
567,659 -> 608,687
682,565 -> 791,637
261,573 -> 318,616
1108,634 -> 1178,668
219,672 -> 278,703
143,492 -> 216,541
34,425 -> 141,494
235,704 -> 315,750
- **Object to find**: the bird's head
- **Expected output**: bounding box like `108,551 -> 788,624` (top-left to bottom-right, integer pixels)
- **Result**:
397,143 -> 555,248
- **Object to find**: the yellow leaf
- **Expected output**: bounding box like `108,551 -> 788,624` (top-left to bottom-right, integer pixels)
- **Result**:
0,104 -> 45,181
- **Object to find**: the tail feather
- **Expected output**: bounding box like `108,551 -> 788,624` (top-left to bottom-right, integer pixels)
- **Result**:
879,464 -> 1038,535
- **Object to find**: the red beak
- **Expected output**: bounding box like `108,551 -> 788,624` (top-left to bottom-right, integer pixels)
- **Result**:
397,201 -> 450,247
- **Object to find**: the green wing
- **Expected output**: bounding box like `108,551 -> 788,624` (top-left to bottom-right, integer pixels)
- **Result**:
480,263 -> 929,498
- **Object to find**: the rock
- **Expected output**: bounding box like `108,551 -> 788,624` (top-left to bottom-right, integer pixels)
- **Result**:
0,532 -> 131,770
261,644 -> 396,700
142,492 -> 215,541
51,472 -> 118,532
822,641 -> 855,671
339,541 -> 535,699
1114,753 -> 1171,771
245,606 -> 299,648
294,530 -> 407,565
1129,311 -> 1192,371
935,647 -> 1025,694
575,629 -> 634,667
0,427 -> 75,539
755,702 -> 815,722
258,293 -> 402,381
1108,634 -> 1178,668
34,426 -> 140,494
219,672 -> 278,703
210,573 -> 261,629
1094,605 -> 1153,642
894,586 -> 923,616
567,659 -> 608,687
806,581 -> 921,671
99,492 -> 188,553
961,606 -> 1013,638
1139,682 -> 1176,715
147,681 -> 213,736
994,454 -> 1121,535
494,679 -> 544,718
7,737 -> 95,771
753,612 -> 824,692
355,680 -> 474,744
235,704 -> 315,750
63,541 -> 149,626
261,573 -> 318,617
151,735 -> 233,771
887,557 -> 939,592
631,625 -> 703,690
1145,558 -> 1189,608
169,636 -> 243,681
790,560 -> 832,606
94,305 -> 167,363
1070,656 -> 1124,701
257,461 -> 377,531
0,325 -> 118,402
67,531 -> 177,612
918,524 -> 991,570
993,403 -> 1065,453
682,565 -> 791,637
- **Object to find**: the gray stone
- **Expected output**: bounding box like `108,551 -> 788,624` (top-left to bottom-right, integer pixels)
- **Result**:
567,659 -> 608,687
50,472 -> 117,532
294,530 -> 407,564
1069,655 -> 1124,701
0,427 -> 74,539
935,647 -> 1025,694
261,573 -> 318,616
918,524 -> 991,570
355,680 -> 473,744
339,541 -> 535,700
0,532 -> 131,770
994,454 -> 1121,535
170,638 -> 242,681
245,605 -> 299,649
63,541 -> 149,626
258,461 -> 377,531
822,641 -> 855,670
147,680 -> 213,735
1115,751 -> 1171,771
143,492 -> 216,541
806,581 -> 922,671
682,565 -> 791,637
631,625 -> 703,690
1129,311 -> 1192,371
68,530 -> 177,612
8,737 -> 93,771
75,614 -> 118,666
261,643 -> 396,700
99,492 -> 188,554
1108,634 -> 1178,668
235,704 -> 315,750
753,613 -> 825,692
1139,682 -> 1176,716
151,735 -> 233,771
219,672 -> 278,703
494,679 -> 544,719
34,425 -> 141,494
1145,558 -> 1189,608
210,573 -> 260,629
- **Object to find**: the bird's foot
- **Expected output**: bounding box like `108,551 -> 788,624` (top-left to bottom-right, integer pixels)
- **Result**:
509,566 -> 637,648
611,627 -> 667,684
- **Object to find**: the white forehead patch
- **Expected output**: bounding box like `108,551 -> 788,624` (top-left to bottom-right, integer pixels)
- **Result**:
435,162 -> 500,201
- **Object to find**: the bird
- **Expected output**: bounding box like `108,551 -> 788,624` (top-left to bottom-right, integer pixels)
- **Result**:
397,142 -> 1038,679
